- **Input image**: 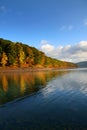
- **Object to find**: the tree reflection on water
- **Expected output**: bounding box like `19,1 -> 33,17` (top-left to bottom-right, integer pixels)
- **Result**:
0,70 -> 69,105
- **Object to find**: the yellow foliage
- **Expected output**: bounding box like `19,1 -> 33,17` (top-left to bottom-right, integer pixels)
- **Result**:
1,52 -> 8,67
2,75 -> 8,92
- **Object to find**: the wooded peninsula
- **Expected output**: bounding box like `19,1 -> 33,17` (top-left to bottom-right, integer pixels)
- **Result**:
0,38 -> 77,69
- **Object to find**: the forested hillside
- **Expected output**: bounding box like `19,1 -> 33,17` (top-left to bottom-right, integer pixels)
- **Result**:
76,61 -> 87,68
0,38 -> 77,68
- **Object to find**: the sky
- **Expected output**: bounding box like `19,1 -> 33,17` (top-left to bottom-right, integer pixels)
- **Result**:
0,0 -> 87,63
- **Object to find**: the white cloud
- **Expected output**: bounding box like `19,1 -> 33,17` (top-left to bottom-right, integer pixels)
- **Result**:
40,40 -> 54,55
40,40 -> 49,45
40,40 -> 87,63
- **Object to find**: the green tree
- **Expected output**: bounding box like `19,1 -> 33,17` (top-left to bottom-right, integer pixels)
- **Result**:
0,47 -> 2,53
6,43 -> 17,65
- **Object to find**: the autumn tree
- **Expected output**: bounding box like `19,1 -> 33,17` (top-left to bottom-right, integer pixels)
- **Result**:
15,43 -> 25,67
0,52 -> 8,67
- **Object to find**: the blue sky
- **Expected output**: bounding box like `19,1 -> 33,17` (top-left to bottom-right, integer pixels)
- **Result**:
0,0 -> 87,62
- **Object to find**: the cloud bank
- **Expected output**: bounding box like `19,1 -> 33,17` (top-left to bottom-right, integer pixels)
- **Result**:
40,40 -> 87,63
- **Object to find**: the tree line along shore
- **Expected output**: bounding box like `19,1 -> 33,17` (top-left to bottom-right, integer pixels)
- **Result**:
0,38 -> 77,69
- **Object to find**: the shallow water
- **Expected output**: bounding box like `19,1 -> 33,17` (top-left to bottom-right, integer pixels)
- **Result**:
0,68 -> 87,129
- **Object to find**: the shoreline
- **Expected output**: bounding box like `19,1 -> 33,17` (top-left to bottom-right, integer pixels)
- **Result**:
0,67 -> 77,73
0,67 -> 57,73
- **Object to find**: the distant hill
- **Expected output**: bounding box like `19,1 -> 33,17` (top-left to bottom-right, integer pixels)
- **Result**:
0,38 -> 77,68
76,61 -> 87,68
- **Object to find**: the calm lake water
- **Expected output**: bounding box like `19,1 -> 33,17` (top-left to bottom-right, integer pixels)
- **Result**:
0,68 -> 87,130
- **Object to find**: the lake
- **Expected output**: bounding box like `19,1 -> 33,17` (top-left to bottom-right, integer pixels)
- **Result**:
0,68 -> 87,130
